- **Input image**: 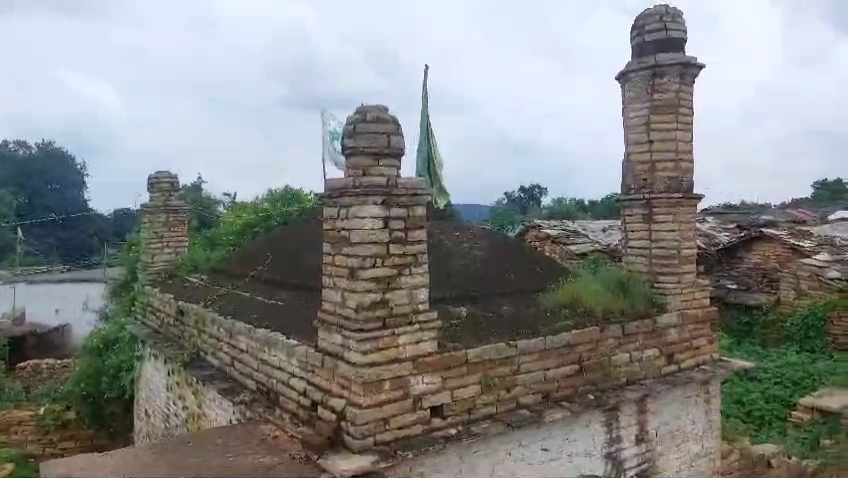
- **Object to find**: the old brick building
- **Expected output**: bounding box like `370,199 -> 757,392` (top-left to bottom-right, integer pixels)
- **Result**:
42,5 -> 729,478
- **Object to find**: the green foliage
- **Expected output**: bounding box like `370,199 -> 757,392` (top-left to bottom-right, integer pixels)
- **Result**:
810,177 -> 848,207
487,198 -> 523,235
485,186 -> 620,235
62,235 -> 142,436
542,193 -> 620,220
179,174 -> 226,234
181,186 -> 316,271
720,302 -> 848,459
538,257 -> 664,321
501,183 -> 548,216
0,448 -> 39,478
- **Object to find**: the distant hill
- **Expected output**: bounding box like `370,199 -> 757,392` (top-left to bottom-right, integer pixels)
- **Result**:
451,203 -> 491,223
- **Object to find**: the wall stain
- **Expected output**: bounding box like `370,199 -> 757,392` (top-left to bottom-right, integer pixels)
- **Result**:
634,394 -> 657,478
602,405 -> 625,478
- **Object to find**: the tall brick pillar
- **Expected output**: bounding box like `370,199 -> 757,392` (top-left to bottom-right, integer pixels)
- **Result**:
139,171 -> 189,283
316,105 -> 438,451
616,5 -> 709,312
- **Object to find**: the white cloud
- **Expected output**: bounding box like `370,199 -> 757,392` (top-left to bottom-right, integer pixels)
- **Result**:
0,0 -> 846,210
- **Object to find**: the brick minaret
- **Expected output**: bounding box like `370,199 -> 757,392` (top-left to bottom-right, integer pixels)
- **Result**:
139,171 -> 189,283
316,105 -> 438,451
616,5 -> 707,311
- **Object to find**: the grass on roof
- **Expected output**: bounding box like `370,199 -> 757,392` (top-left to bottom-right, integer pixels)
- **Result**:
539,256 -> 665,322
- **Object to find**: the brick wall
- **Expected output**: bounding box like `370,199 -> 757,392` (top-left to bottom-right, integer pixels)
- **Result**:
0,407 -> 112,459
139,288 -> 340,446
778,261 -> 840,312
140,284 -> 717,452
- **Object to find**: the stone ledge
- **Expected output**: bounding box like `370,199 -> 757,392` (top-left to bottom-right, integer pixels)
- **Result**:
317,365 -> 720,477
617,192 -> 704,202
615,52 -> 705,81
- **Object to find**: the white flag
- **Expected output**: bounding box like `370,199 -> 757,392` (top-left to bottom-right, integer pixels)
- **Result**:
16,227 -> 22,240
321,110 -> 345,172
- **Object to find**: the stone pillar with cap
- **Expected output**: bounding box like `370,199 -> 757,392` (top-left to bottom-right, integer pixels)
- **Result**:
139,171 -> 189,283
316,105 -> 437,451
616,5 -> 709,311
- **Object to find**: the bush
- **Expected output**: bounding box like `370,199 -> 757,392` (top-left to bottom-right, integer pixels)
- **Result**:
539,258 -> 664,320
62,235 -> 142,437
181,186 -> 315,272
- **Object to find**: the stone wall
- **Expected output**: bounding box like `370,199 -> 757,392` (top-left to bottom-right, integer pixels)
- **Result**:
829,308 -> 848,351
134,344 -> 250,445
0,407 -> 111,459
778,261 -> 840,311
712,236 -> 804,297
11,359 -> 74,391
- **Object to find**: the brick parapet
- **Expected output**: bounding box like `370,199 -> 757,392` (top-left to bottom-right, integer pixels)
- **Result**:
139,279 -> 720,452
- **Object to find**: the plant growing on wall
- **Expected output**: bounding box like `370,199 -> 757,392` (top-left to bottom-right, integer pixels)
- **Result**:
538,257 -> 664,322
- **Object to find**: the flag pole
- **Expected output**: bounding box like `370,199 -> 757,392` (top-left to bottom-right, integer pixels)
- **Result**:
321,111 -> 328,184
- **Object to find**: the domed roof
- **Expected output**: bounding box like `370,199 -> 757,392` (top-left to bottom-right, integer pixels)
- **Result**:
212,217 -> 566,300
630,4 -> 687,59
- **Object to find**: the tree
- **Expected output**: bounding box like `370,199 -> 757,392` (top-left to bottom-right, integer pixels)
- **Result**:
178,174 -> 224,235
542,193 -> 620,220
0,139 -> 99,265
0,189 -> 16,264
809,178 -> 848,206
107,208 -> 140,242
502,183 -> 548,216
487,198 -> 523,234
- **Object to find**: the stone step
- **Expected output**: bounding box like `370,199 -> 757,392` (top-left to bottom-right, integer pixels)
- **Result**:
788,410 -> 814,425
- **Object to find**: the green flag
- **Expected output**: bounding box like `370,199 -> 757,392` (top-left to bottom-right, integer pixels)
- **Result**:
415,64 -> 451,209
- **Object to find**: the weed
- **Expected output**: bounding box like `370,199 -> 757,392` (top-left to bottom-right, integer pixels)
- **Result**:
720,301 -> 848,459
539,258 -> 664,321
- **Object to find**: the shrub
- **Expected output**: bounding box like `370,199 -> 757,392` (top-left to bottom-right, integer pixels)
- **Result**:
720,301 -> 848,459
538,258 -> 664,320
62,235 -> 142,437
181,186 -> 315,272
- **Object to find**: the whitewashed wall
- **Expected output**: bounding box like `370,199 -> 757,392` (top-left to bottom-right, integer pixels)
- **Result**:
0,281 -> 107,346
386,378 -> 721,478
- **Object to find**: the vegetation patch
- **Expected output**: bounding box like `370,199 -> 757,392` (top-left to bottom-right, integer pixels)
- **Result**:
538,257 -> 665,322
720,301 -> 848,463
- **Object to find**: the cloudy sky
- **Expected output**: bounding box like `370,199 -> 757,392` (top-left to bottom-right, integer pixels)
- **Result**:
0,0 -> 846,211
